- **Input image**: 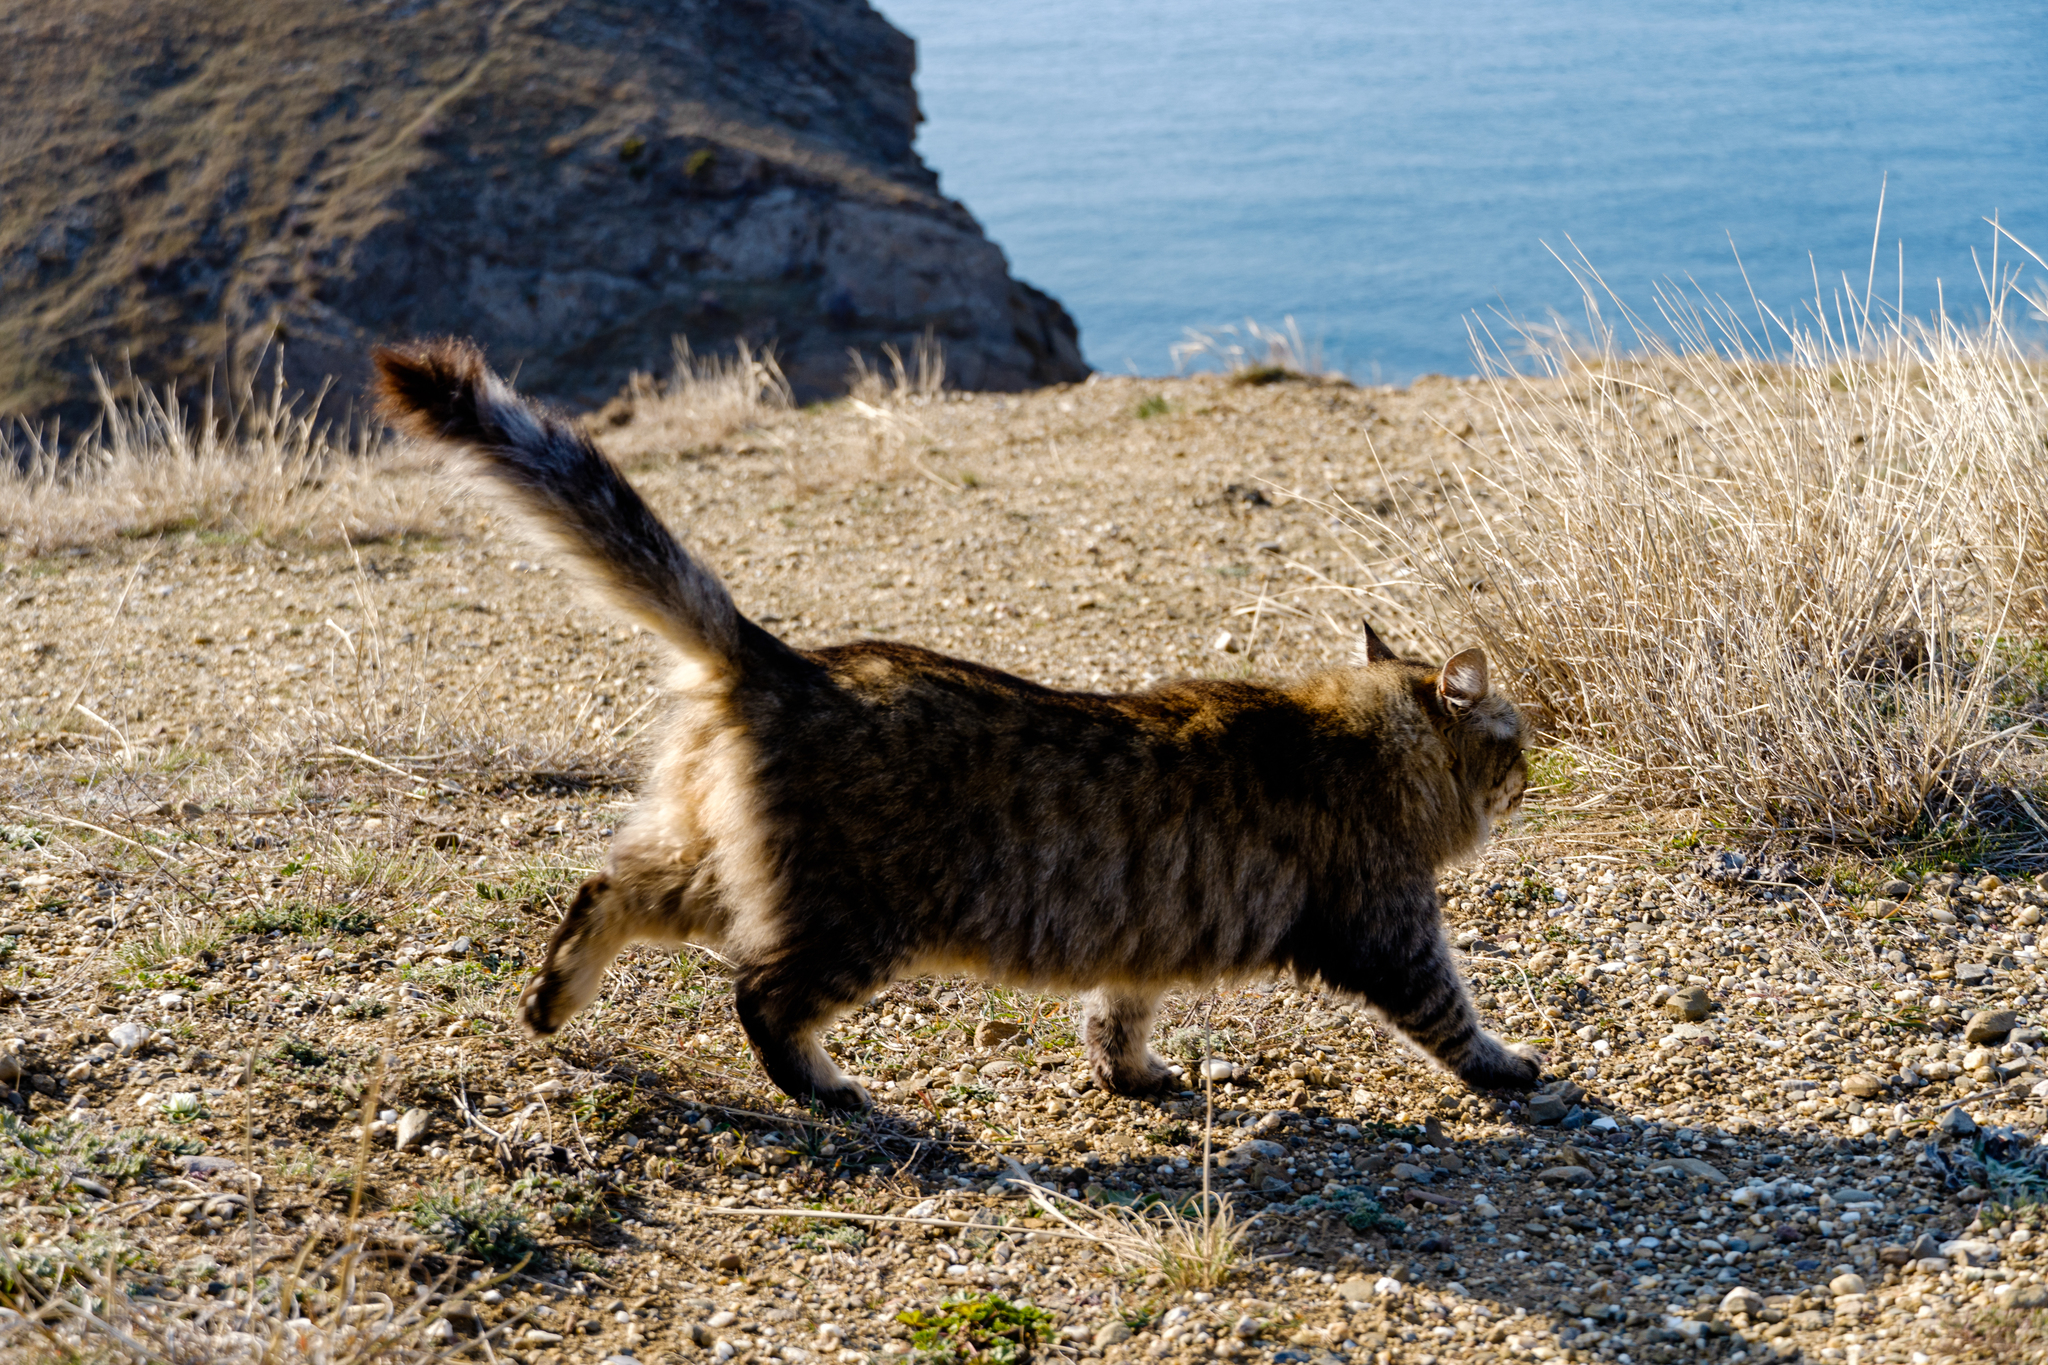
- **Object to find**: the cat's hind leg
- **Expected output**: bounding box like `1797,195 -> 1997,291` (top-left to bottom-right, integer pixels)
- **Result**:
519,862 -> 718,1037
1329,919 -> 1539,1091
1082,987 -> 1177,1094
732,954 -> 879,1112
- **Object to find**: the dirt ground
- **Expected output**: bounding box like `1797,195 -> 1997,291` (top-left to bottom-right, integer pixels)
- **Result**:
3,373 -> 2045,1364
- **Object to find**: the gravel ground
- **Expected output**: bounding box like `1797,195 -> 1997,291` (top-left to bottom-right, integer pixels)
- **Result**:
3,373 -> 2046,1363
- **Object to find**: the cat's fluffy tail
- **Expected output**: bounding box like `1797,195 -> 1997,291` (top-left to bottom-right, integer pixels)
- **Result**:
373,339 -> 742,668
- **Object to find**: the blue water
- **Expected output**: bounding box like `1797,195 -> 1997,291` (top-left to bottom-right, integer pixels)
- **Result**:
878,1 -> 2048,381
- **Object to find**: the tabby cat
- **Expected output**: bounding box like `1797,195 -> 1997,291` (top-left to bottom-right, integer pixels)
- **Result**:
374,339 -> 1542,1110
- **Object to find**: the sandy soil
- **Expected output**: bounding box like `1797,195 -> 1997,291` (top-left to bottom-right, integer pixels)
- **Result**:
2,373 -> 2043,1365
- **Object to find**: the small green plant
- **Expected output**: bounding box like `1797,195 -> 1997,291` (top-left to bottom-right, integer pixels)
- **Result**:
684,147 -> 715,178
513,1169 -> 615,1239
159,1092 -> 207,1123
1340,1190 -> 1407,1234
276,1037 -> 329,1068
1133,395 -> 1171,419
945,1084 -> 998,1106
797,1221 -> 869,1252
342,996 -> 389,1020
411,1185 -> 537,1267
569,1082 -> 648,1138
618,135 -> 646,162
896,1293 -> 1053,1365
1163,1025 -> 1237,1060
228,900 -> 373,937
2,1115 -> 164,1207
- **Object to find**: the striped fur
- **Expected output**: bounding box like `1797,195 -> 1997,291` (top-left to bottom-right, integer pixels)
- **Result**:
376,339 -> 1542,1109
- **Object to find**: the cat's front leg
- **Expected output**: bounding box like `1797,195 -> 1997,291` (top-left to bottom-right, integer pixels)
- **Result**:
1326,917 -> 1541,1092
731,954 -> 879,1112
1082,987 -> 1177,1094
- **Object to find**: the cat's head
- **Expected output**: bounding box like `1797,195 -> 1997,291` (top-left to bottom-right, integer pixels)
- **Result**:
1360,621 -> 1528,836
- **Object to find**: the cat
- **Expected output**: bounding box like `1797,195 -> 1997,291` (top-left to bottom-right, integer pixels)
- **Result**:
373,338 -> 1543,1110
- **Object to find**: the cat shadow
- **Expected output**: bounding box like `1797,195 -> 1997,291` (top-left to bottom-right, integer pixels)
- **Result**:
542,1040 -> 1918,1317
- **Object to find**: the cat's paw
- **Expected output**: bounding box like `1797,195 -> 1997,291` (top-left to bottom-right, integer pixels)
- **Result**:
809,1078 -> 873,1113
1458,1038 -> 1542,1091
517,971 -> 569,1038
1094,1051 -> 1178,1096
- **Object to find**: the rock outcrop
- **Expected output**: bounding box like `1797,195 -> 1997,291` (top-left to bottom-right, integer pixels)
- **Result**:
0,0 -> 1087,431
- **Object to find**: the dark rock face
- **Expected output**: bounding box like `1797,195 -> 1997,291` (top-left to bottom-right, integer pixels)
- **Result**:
0,0 -> 1087,431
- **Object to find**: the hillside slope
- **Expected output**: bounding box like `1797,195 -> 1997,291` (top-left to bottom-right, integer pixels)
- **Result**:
0,0 -> 1087,430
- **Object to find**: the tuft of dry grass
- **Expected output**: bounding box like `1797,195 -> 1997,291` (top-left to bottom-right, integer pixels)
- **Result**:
596,337 -> 794,467
1171,315 -> 1341,386
1010,1176 -> 1247,1292
0,358 -> 454,556
1334,252 -> 2048,841
848,330 -> 947,407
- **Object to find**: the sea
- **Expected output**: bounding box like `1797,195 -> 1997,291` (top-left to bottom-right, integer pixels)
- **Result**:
876,0 -> 2048,382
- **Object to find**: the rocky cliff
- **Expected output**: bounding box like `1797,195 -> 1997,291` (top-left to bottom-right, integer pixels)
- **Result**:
0,0 -> 1088,432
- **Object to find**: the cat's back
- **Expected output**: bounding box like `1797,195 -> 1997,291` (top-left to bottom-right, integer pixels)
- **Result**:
746,638 -> 1433,806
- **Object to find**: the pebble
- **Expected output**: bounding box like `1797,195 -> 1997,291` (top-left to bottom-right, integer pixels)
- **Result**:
1200,1057 -> 1241,1083
1662,985 -> 1712,1021
1963,1008 -> 2018,1044
973,1020 -> 1024,1048
1940,1238 -> 1999,1265
1537,1165 -> 1596,1185
1828,1272 -> 1867,1297
1939,1108 -> 1978,1136
1720,1287 -> 1764,1315
108,1022 -> 151,1055
395,1107 -> 430,1151
1647,1156 -> 1726,1184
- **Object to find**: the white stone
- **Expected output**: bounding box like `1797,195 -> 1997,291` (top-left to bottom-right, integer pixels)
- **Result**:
108,1022 -> 151,1055
395,1108 -> 430,1151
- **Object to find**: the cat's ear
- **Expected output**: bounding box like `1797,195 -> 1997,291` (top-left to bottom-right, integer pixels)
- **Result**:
1359,619 -> 1400,664
1438,648 -> 1490,711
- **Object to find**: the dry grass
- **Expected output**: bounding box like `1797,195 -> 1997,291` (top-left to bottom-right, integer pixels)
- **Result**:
1333,252 -> 2048,840
1171,316 -> 1341,386
847,331 -> 947,407
245,542 -> 645,782
0,1238 -> 486,1365
596,337 -> 794,467
1009,1176 -> 1246,1292
0,359 -> 455,556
